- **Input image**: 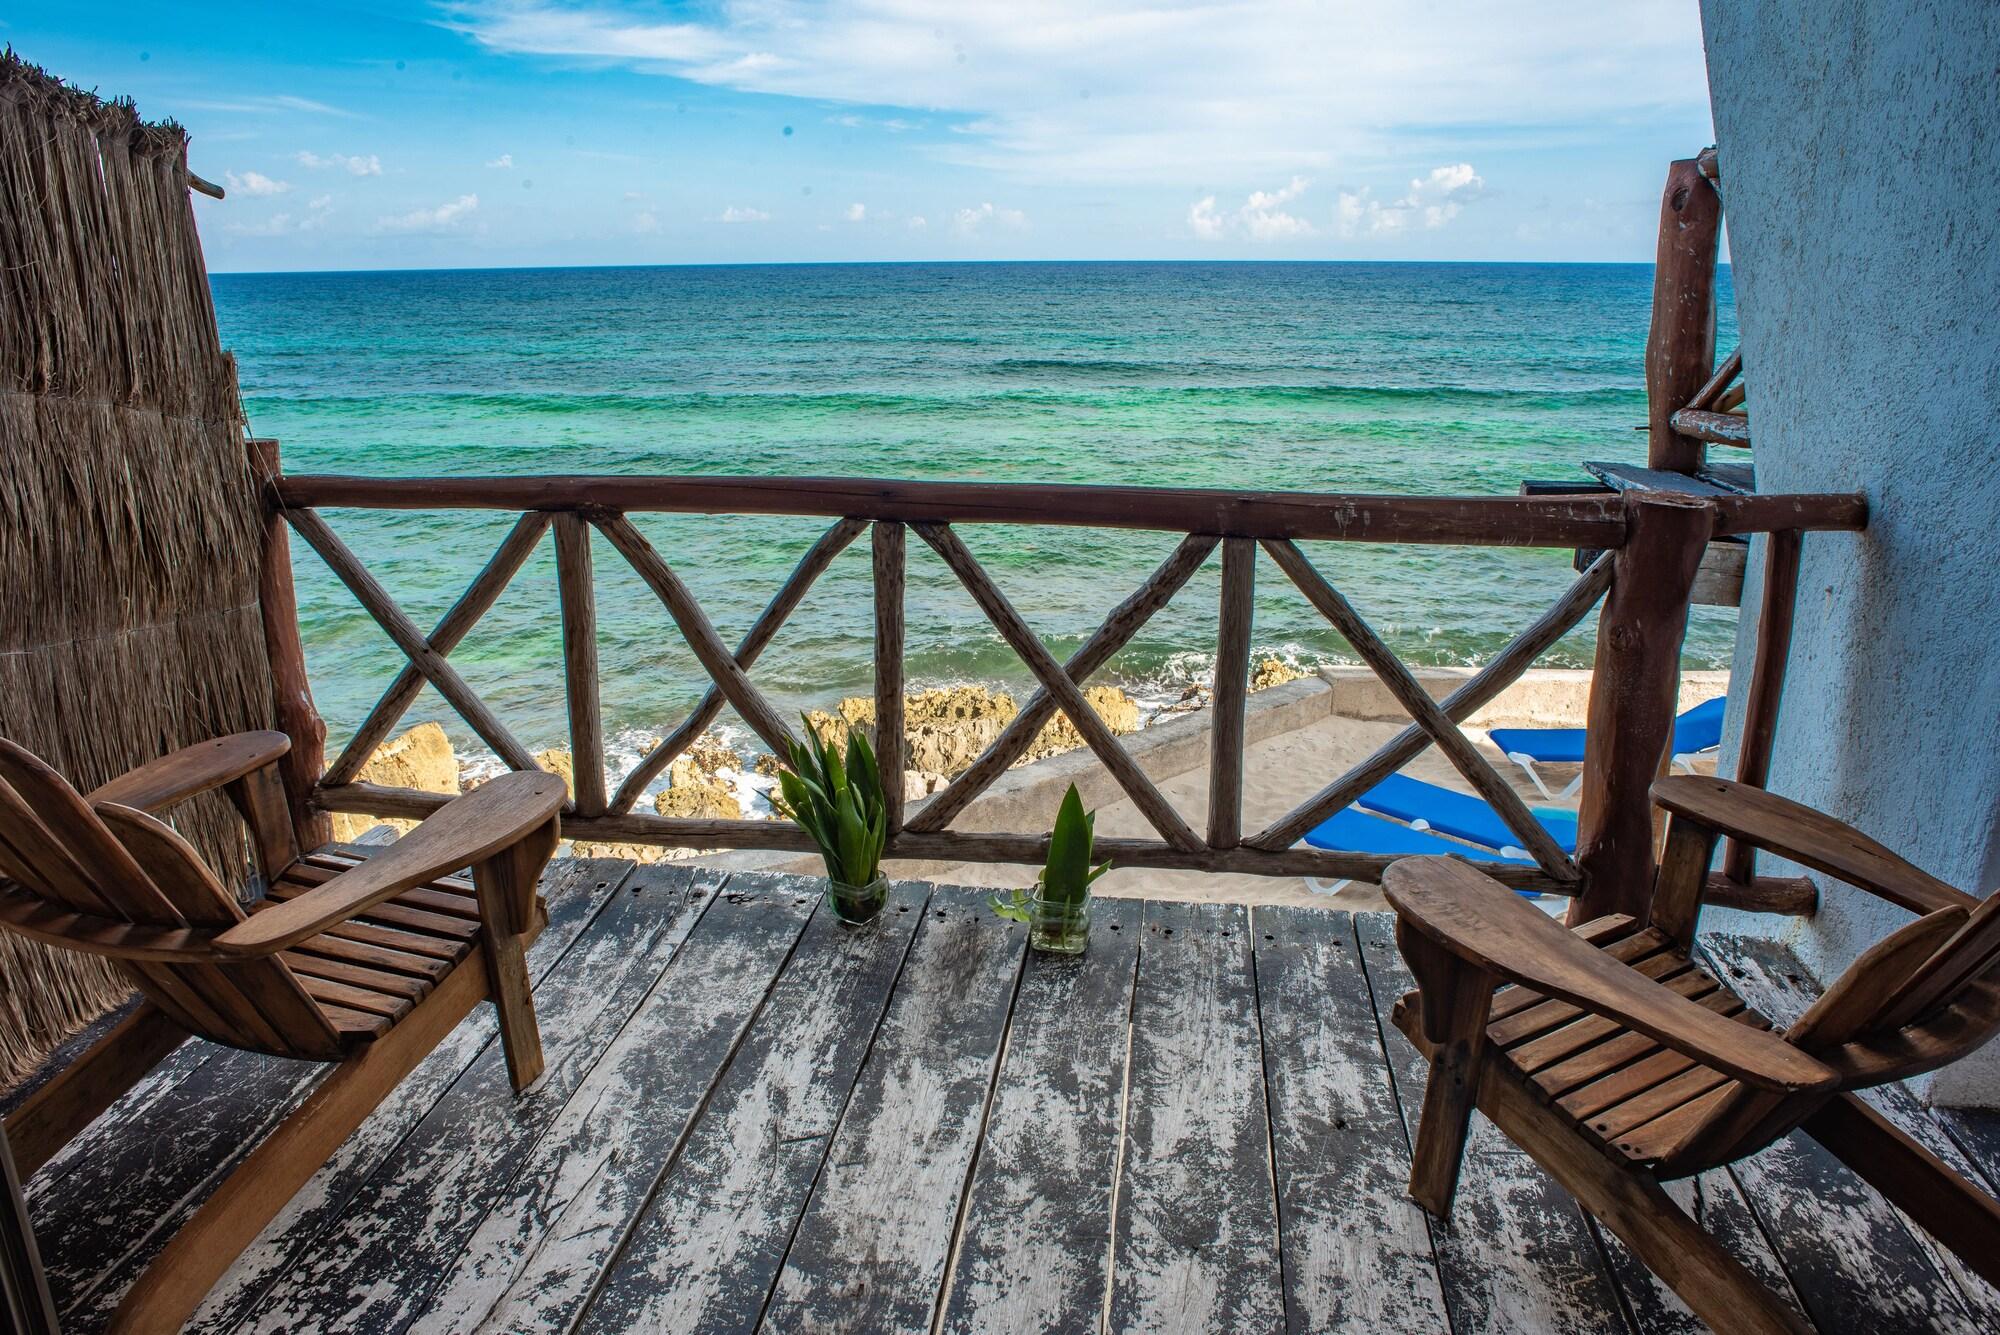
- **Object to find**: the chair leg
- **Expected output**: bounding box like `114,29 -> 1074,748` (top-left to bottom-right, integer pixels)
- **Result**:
1510,754 -> 1558,802
472,819 -> 557,1094
107,962 -> 485,1334
1397,922 -> 1495,1216
1482,1066 -> 1811,1335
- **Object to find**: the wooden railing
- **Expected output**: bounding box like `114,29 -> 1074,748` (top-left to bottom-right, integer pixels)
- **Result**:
257,462 -> 1864,920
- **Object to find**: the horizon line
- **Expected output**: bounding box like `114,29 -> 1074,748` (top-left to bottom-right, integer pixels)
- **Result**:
210,256 -> 1718,279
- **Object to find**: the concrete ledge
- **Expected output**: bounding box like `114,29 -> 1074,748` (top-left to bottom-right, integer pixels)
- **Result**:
1315,665 -> 1728,726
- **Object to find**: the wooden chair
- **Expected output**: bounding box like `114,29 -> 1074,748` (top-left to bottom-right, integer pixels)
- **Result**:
0,730 -> 565,1332
1384,774 -> 2000,1335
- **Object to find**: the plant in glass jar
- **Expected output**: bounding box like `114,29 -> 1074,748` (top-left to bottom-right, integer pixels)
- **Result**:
773,717 -> 888,925
993,783 -> 1109,954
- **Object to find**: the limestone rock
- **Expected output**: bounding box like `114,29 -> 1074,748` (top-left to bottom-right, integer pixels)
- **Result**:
1021,684 -> 1141,762
655,778 -> 741,822
331,722 -> 457,842
534,747 -> 576,801
1251,657 -> 1309,691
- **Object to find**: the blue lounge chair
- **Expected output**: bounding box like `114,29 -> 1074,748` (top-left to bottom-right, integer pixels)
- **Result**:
1300,806 -> 1534,895
1355,773 -> 1578,858
1487,696 -> 1727,801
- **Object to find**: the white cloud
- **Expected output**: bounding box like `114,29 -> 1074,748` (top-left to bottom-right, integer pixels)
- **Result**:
377,194 -> 480,233
1337,162 -> 1484,238
907,215 -> 928,230
487,153 -> 515,168
186,94 -> 356,118
225,194 -> 332,237
296,151 -> 383,177
952,201 -> 1027,235
719,205 -> 770,223
844,202 -> 867,222
225,170 -> 291,198
447,2 -> 1707,183
307,194 -> 335,211
1188,176 -> 1313,242
632,210 -> 659,233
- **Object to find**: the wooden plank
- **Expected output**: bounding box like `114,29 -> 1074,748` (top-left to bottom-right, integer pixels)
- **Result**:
324,512 -> 550,788
1937,1107 -> 2000,1197
1586,1172 -> 1810,1333
909,534 -> 1218,834
1251,552 -> 1612,852
1351,912 -> 1634,1334
224,863 -> 719,1333
593,512 -> 799,756
554,514 -> 608,816
1251,906 -> 1449,1334
1722,528 -> 1801,883
609,518 -> 865,815
285,507 -> 540,773
279,474 -> 1637,548
759,885 -> 1026,1334
874,521 -> 907,834
58,859 -> 633,1333
1703,934 -> 1994,1333
915,522 -> 1204,851
1645,156 -> 1723,473
938,897 -> 1141,1335
248,437 -> 331,848
423,872 -> 826,1333
1207,538 -> 1255,849
1263,539 -> 1577,880
1669,409 -> 1753,448
1110,900 -> 1284,1334
570,880 -> 930,1335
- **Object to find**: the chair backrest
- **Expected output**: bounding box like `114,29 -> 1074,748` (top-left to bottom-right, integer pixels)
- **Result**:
1662,894 -> 2000,1174
0,740 -> 341,1060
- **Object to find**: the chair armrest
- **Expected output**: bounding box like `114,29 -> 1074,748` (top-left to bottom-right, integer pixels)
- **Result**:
212,771 -> 564,957
1653,775 -> 1972,915
89,731 -> 292,813
1383,856 -> 1838,1094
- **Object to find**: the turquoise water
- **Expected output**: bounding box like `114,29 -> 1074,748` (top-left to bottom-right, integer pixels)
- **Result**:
212,261 -> 1737,765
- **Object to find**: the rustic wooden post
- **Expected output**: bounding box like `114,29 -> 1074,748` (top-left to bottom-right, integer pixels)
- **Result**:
872,522 -> 907,834
1207,538 -> 1255,849
1571,492 -> 1714,923
247,437 -> 331,852
554,514 -> 606,817
1645,156 -> 1724,475
1720,529 -> 1802,883
1,1121 -> 58,1335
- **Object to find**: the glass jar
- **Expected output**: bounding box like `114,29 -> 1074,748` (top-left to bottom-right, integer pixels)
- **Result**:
827,874 -> 888,925
1029,890 -> 1091,954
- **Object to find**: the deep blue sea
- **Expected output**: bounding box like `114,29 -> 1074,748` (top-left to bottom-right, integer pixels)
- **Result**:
211,261 -> 1737,769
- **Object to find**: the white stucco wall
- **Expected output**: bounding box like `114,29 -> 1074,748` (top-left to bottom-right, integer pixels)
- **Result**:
1696,1 -> 2000,1104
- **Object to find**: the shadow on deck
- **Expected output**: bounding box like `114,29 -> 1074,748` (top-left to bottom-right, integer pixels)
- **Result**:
23,858 -> 2000,1333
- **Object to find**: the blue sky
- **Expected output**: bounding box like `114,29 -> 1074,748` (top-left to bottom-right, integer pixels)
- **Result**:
7,2 -> 1718,271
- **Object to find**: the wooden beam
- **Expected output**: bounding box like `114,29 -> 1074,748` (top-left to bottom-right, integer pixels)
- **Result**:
311,780 -> 1572,889
1709,492 -> 1866,536
591,513 -> 798,757
1571,493 -> 1714,922
906,534 -> 1218,834
276,475 -> 1633,549
0,1119 -> 57,1335
285,508 -> 539,774
1250,552 -> 1613,851
1705,873 -> 1817,917
1669,409 -> 1753,448
1687,348 -> 1743,412
1722,529 -> 1802,883
913,522 -> 1203,851
248,438 -> 331,850
607,518 -> 865,815
553,515 -> 606,816
1645,156 -> 1724,474
325,512 -> 551,787
1263,538 -> 1577,882
872,522 -> 907,834
1207,538 -> 1255,849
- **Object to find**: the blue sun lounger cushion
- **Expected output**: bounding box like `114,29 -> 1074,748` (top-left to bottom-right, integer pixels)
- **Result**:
1354,773 -> 1578,856
1487,696 -> 1728,800
1299,805 -> 1541,899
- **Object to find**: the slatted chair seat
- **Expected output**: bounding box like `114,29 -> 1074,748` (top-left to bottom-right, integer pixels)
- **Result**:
1382,776 -> 2000,1335
0,730 -> 565,1331
1393,913 -> 1781,1168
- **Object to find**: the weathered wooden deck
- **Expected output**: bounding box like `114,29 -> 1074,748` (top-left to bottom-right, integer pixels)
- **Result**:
21,858 -> 2000,1333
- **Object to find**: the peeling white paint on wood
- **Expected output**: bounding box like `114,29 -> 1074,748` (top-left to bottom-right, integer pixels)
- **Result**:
1252,906 -> 1451,1334
1110,900 -> 1285,1335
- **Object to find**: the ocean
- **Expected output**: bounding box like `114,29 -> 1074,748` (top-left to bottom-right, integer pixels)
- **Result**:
212,261 -> 1738,771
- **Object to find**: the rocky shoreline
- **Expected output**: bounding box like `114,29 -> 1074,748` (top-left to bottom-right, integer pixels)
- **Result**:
332,660 -> 1313,863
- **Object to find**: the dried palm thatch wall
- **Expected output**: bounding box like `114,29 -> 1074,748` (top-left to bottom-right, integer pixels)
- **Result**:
0,54 -> 275,1085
